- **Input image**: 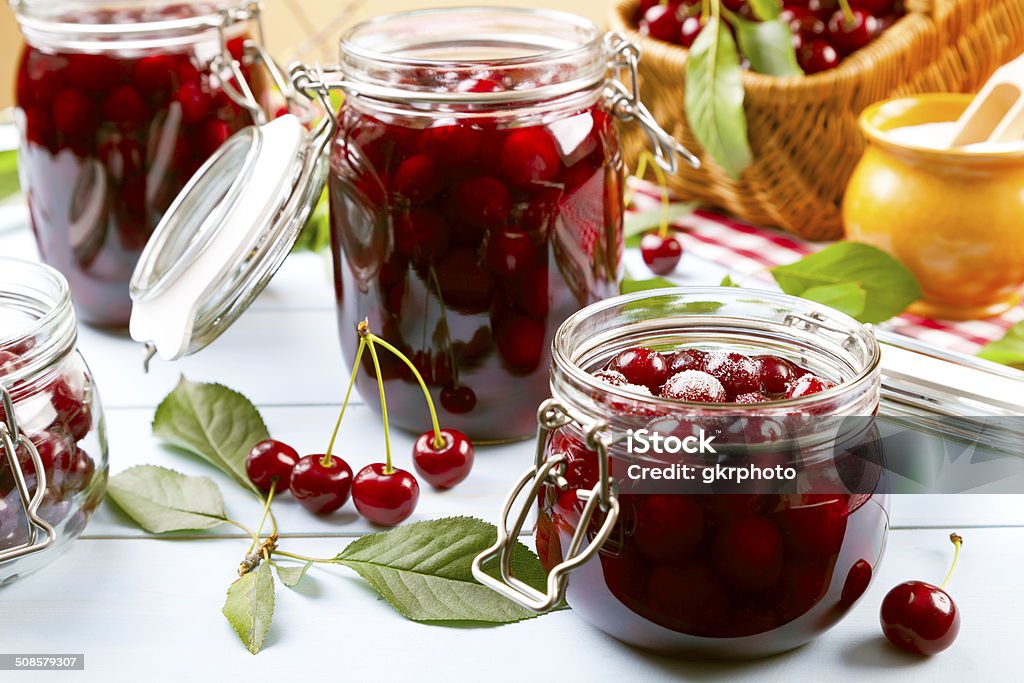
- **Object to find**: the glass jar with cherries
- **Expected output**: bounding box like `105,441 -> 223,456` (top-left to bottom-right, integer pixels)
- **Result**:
11,0 -> 268,327
326,8 -> 695,441
473,288 -> 889,658
1,257 -> 108,586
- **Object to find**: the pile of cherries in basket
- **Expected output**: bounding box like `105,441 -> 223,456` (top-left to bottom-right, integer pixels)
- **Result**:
244,324 -> 475,526
635,0 -> 907,74
0,346 -> 98,549
596,345 -> 836,403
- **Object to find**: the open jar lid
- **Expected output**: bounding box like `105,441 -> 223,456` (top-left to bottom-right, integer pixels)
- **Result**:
129,113 -> 327,361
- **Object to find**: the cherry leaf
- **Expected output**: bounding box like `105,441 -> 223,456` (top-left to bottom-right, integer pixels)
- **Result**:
274,561 -> 312,589
800,282 -> 867,318
152,377 -> 269,494
223,563 -> 275,655
335,516 -> 549,623
747,0 -> 782,21
770,242 -> 921,324
732,16 -> 803,77
977,322 -> 1024,368
621,276 -> 678,294
685,17 -> 752,179
106,465 -> 227,533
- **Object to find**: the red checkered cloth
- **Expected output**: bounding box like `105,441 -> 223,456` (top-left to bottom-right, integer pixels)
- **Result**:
628,182 -> 1023,355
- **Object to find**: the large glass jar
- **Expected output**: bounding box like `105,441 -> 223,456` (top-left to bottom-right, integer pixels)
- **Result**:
474,288 -> 889,658
0,257 -> 108,586
329,9 -> 639,442
12,0 -> 267,327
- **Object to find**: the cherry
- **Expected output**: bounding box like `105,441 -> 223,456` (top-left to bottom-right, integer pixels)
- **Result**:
419,123 -> 481,166
101,85 -> 147,127
704,351 -> 760,398
65,53 -> 118,92
200,119 -> 231,157
787,374 -> 837,398
722,0 -> 746,10
639,4 -> 683,43
667,348 -> 707,375
633,494 -> 703,562
735,392 -> 768,404
798,39 -> 841,74
351,463 -> 420,526
660,370 -> 727,402
175,81 -> 211,124
850,0 -> 895,12
435,248 -> 495,312
646,561 -> 730,630
486,228 -> 534,276
133,55 -> 175,94
453,176 -> 512,227
395,208 -> 449,261
827,9 -> 880,55
52,377 -> 91,442
412,428 -> 474,488
678,16 -> 704,48
639,232 -> 683,275
880,534 -> 963,655
606,347 -> 670,393
782,7 -> 826,40
499,128 -> 560,187
393,154 -> 443,204
712,515 -> 784,591
245,439 -> 300,492
495,315 -> 545,371
440,384 -> 476,414
510,264 -> 549,317
288,454 -> 353,514
840,558 -> 873,607
594,369 -> 628,387
753,354 -> 800,394
52,88 -> 96,138
777,493 -> 848,556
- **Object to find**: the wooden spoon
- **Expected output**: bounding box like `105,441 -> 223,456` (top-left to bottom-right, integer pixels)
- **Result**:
950,53 -> 1024,147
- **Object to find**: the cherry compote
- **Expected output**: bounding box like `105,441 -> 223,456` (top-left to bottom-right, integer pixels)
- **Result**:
15,6 -> 264,326
329,82 -> 621,441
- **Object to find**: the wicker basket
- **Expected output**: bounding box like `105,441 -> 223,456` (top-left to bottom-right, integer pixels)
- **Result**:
610,0 -> 1024,239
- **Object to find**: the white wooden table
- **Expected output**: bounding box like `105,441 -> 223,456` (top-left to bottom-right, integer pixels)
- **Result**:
1,203 -> 1022,681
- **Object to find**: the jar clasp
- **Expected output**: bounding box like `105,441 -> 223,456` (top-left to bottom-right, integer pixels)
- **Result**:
604,32 -> 700,175
0,386 -> 57,564
471,399 -> 619,612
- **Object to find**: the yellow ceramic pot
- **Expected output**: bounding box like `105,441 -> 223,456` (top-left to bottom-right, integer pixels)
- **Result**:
844,94 -> 1024,320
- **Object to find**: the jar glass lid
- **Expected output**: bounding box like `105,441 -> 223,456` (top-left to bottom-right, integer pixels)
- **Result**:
129,113 -> 327,362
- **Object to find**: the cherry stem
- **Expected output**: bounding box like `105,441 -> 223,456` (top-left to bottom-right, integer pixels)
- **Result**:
367,333 -> 445,451
940,532 -> 963,590
838,0 -> 855,25
428,267 -> 458,384
274,549 -> 340,565
249,480 -> 276,554
365,337 -> 394,474
323,336 -> 367,466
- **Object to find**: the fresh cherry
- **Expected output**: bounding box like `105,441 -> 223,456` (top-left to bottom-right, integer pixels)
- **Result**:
351,463 -> 420,526
880,533 -> 963,655
640,4 -> 684,43
678,15 -> 704,48
412,428 -> 474,489
660,370 -> 727,402
826,9 -> 880,55
606,347 -> 670,394
245,439 -> 299,492
798,39 -> 841,74
288,454 -> 353,514
639,232 -> 683,275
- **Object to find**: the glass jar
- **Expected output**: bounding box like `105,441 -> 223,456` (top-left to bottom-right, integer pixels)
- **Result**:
473,288 -> 889,658
326,8 -> 694,441
0,257 -> 108,586
11,0 -> 268,327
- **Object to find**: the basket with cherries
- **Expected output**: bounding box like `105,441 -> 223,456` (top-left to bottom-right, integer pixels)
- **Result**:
635,0 -> 906,74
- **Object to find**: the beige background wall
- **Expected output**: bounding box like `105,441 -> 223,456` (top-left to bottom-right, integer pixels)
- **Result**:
0,0 -> 607,110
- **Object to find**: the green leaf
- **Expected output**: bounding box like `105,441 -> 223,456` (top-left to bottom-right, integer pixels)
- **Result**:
0,149 -> 19,201
106,465 -> 227,533
800,283 -> 867,318
223,563 -> 275,654
770,242 -> 922,324
977,322 -> 1024,368
747,0 -> 782,21
623,202 -> 699,247
720,274 -> 741,287
685,17 -> 753,179
291,188 -> 330,253
152,377 -> 270,494
335,517 -> 549,624
621,276 -> 677,294
732,16 -> 803,77
274,562 -> 312,589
